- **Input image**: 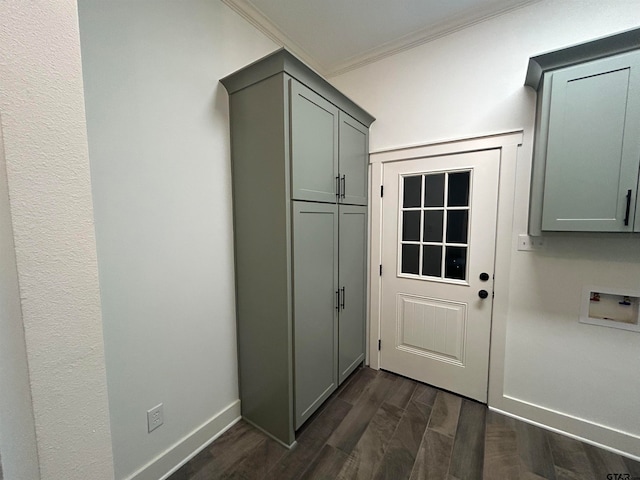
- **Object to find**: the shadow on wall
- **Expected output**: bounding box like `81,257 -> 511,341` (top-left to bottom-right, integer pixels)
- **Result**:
530,233 -> 640,264
212,82 -> 231,128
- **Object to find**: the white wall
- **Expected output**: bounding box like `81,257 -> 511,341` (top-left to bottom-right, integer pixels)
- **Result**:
0,118 -> 40,480
0,1 -> 114,478
77,1 -> 278,478
331,0 -> 640,457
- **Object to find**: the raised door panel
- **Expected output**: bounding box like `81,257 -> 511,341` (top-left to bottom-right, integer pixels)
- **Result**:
338,205 -> 367,384
290,80 -> 339,203
293,201 -> 338,429
339,112 -> 369,206
542,50 -> 640,232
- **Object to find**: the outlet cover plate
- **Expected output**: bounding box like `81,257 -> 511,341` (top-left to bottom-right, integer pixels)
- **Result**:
147,403 -> 164,433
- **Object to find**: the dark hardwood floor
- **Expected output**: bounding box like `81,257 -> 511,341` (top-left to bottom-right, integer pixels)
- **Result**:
169,367 -> 640,480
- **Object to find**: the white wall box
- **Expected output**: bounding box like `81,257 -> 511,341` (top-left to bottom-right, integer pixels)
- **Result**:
220,49 -> 374,447
580,287 -> 640,333
527,28 -> 640,234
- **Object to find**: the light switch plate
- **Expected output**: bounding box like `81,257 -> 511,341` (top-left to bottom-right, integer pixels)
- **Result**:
517,234 -> 545,251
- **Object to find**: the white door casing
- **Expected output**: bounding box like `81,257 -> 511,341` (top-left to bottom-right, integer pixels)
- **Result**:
379,150 -> 499,402
368,132 -> 523,409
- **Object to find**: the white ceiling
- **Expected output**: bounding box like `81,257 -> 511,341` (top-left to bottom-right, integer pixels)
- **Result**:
222,0 -> 541,76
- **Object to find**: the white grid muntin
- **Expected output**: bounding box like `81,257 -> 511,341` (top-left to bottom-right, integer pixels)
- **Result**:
397,168 -> 473,284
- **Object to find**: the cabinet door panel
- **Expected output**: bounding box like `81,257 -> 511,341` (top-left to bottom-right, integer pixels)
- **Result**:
338,205 -> 367,384
293,202 -> 338,429
290,80 -> 339,203
542,51 -> 640,232
339,112 -> 369,206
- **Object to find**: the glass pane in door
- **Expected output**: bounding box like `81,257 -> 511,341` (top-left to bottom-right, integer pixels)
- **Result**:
401,244 -> 420,274
445,246 -> 467,280
402,211 -> 421,241
424,173 -> 445,207
423,210 -> 444,242
399,170 -> 471,282
422,245 -> 442,277
448,172 -> 470,206
403,176 -> 422,208
446,210 -> 468,243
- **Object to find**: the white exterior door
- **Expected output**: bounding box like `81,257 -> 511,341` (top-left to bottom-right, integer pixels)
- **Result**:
380,149 -> 500,402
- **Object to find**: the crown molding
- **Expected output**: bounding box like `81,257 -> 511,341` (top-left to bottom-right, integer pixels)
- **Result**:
221,0 -> 329,75
326,0 -> 542,77
222,0 -> 543,78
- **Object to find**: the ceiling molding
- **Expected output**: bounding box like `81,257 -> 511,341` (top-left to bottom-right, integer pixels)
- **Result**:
221,0 -> 329,75
326,0 -> 543,77
222,0 -> 543,78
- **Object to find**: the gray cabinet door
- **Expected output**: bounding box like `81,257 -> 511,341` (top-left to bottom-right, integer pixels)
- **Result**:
293,201 -> 339,429
339,112 -> 369,206
338,205 -> 367,384
541,50 -> 640,232
290,80 -> 339,203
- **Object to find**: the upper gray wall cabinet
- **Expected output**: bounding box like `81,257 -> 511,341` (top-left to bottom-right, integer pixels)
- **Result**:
527,28 -> 640,234
221,49 -> 374,447
290,81 -> 369,205
339,113 -> 369,206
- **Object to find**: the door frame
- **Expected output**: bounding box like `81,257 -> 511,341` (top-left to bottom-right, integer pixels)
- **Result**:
368,130 -> 523,407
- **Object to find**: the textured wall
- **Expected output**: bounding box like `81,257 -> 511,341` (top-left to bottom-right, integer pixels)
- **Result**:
77,1 -> 277,478
0,118 -> 40,480
0,1 -> 114,478
331,0 -> 640,456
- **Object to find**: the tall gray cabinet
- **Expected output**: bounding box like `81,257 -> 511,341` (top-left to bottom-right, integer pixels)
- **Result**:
221,49 -> 374,446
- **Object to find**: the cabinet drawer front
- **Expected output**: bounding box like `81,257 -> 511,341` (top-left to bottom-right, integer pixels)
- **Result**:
542,51 -> 640,232
290,80 -> 339,203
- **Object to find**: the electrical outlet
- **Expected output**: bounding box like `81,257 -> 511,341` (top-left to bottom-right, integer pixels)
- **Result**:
517,234 -> 546,252
147,403 -> 163,433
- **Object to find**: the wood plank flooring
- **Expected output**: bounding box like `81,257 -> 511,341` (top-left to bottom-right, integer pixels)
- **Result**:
169,367 -> 640,480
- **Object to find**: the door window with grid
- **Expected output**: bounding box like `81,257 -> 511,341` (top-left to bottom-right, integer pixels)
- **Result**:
399,170 -> 471,282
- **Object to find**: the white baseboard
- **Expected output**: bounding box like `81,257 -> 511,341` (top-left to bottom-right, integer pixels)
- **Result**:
126,399 -> 241,480
492,395 -> 640,461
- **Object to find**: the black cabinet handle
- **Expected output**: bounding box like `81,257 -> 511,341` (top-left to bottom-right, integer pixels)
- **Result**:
624,189 -> 632,226
335,290 -> 340,311
336,176 -> 341,199
341,175 -> 346,199
341,286 -> 345,310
